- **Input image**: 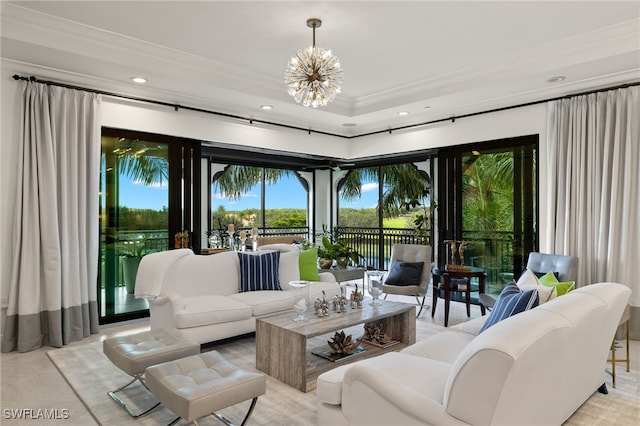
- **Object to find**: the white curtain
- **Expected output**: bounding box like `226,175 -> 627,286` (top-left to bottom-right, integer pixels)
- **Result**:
2,82 -> 101,352
546,86 -> 639,330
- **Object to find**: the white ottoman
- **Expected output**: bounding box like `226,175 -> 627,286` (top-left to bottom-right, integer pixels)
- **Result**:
103,329 -> 200,417
145,351 -> 266,426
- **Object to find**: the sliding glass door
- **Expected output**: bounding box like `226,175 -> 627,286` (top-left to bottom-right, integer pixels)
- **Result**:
99,135 -> 170,321
437,136 -> 537,295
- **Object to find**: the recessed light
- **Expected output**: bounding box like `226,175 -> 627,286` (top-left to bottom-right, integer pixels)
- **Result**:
342,123 -> 357,127
130,77 -> 147,84
260,105 -> 273,110
424,106 -> 431,109
398,111 -> 410,116
547,76 -> 566,83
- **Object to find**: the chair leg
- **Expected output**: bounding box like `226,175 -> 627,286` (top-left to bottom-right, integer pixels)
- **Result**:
415,295 -> 429,317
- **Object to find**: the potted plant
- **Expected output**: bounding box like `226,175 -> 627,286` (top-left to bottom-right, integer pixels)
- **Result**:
119,237 -> 148,294
317,226 -> 362,269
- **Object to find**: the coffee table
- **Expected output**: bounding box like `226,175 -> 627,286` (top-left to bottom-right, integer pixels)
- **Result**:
255,299 -> 415,392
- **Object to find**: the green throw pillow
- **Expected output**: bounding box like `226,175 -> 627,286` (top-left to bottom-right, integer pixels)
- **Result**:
299,248 -> 320,281
537,271 -> 575,296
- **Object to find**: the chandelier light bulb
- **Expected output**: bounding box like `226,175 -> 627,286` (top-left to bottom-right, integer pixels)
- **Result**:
284,18 -> 343,108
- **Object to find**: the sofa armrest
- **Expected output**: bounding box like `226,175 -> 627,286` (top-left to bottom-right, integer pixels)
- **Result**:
342,364 -> 466,425
148,294 -> 183,310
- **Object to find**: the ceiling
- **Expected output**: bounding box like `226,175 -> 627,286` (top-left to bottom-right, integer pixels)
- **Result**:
2,1 -> 639,137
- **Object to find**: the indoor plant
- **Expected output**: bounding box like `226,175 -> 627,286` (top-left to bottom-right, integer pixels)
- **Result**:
317,227 -> 362,269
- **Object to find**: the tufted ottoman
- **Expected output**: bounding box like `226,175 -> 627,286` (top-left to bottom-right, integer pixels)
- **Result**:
145,351 -> 266,426
103,329 -> 200,417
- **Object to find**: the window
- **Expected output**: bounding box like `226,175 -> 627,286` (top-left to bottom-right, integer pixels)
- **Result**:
209,165 -> 309,245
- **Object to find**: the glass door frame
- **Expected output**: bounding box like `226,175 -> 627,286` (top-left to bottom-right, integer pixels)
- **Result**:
435,134 -> 538,292
99,128 -> 201,325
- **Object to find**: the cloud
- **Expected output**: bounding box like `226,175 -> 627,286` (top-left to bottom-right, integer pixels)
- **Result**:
132,179 -> 167,188
361,182 -> 378,192
214,192 -> 258,200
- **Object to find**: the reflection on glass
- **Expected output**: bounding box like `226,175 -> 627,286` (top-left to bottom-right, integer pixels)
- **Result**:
100,136 -> 169,319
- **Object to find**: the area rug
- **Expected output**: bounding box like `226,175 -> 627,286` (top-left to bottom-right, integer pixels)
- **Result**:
48,322 -> 639,425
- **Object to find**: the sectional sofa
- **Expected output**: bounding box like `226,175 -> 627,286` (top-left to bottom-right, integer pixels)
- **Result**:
317,282 -> 630,426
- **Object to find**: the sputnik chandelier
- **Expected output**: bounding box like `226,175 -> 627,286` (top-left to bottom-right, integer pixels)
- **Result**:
284,18 -> 343,108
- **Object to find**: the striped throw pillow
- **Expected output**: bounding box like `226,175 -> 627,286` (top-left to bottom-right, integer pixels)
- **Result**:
479,281 -> 539,333
238,251 -> 282,292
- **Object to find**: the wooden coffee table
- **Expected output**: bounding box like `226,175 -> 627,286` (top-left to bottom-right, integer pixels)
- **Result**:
255,299 -> 415,392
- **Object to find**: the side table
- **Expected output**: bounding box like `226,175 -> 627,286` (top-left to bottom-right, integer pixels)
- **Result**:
608,304 -> 630,388
431,267 -> 486,327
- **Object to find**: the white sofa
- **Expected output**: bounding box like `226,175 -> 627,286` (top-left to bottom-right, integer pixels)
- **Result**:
317,282 -> 631,426
134,248 -> 340,345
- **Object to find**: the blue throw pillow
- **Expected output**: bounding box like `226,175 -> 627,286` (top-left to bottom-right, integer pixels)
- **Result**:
384,261 -> 424,286
479,281 -> 539,333
238,251 -> 282,292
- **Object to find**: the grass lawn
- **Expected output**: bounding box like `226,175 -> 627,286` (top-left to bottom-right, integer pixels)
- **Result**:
383,216 -> 411,228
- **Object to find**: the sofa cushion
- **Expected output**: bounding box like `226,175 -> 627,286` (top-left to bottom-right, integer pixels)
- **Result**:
401,330 -> 475,363
450,316 -> 487,336
479,282 -> 539,332
229,291 -> 294,317
537,271 -> 575,296
384,261 -> 424,286
238,251 -> 282,292
279,250 -> 301,290
317,352 -> 452,407
299,248 -> 321,281
173,295 -> 252,329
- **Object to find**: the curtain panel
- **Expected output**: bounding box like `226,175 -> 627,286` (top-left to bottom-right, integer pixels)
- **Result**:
546,86 -> 639,311
2,82 -> 101,353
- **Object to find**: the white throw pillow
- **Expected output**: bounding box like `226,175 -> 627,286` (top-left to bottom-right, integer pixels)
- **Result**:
278,250 -> 301,290
516,269 -> 556,303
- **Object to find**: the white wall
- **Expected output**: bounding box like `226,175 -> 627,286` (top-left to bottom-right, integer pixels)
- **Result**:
1,62 -> 550,308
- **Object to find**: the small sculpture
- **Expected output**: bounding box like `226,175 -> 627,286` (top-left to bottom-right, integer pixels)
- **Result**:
333,287 -> 348,313
350,284 -> 363,309
363,321 -> 388,345
328,331 -> 361,356
314,290 -> 330,317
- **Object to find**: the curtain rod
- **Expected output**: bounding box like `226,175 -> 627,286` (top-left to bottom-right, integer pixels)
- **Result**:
12,74 -> 640,140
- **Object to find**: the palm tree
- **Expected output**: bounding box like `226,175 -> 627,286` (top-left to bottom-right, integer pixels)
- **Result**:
213,166 -> 292,198
339,164 -> 431,218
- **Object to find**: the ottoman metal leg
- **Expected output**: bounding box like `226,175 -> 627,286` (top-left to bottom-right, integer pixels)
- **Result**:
166,397 -> 259,426
102,329 -> 200,419
107,373 -> 160,418
212,397 -> 259,426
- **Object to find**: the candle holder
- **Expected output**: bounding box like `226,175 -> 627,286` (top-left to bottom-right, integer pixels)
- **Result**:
251,228 -> 259,251
366,270 -> 385,306
227,231 -> 236,251
290,281 -> 310,322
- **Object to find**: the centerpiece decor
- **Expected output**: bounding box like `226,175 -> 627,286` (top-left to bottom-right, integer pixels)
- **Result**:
362,320 -> 400,349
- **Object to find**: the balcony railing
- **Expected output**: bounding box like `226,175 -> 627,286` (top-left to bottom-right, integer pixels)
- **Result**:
104,226 -> 515,296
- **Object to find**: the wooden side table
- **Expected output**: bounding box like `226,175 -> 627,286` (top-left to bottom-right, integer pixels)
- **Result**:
431,267 -> 486,327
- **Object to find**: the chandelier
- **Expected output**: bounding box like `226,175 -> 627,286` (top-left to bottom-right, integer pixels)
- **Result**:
284,18 -> 343,108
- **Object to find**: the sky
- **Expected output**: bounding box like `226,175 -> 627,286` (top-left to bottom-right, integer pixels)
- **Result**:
118,174 -> 380,210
